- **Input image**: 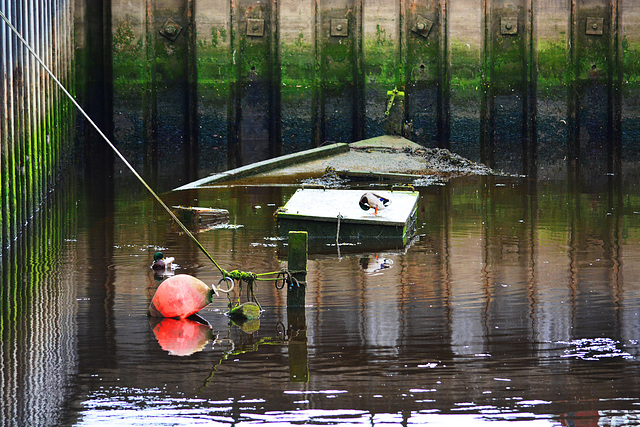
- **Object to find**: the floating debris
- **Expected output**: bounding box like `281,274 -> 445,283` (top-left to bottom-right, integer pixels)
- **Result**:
171,206 -> 230,233
228,302 -> 261,321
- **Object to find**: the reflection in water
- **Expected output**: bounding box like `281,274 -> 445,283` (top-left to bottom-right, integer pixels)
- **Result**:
3,175 -> 640,425
150,315 -> 214,357
0,179 -> 78,426
359,255 -> 394,274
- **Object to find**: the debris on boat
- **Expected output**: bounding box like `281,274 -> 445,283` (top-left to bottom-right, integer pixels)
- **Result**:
301,166 -> 348,188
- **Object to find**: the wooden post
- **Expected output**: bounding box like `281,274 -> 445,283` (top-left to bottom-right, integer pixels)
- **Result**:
287,230 -> 307,307
287,230 -> 308,382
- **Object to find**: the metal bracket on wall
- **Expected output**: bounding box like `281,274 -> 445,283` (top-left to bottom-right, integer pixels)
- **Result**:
586,17 -> 604,35
247,18 -> 265,37
159,18 -> 183,42
411,15 -> 433,38
331,19 -> 348,37
500,17 -> 518,35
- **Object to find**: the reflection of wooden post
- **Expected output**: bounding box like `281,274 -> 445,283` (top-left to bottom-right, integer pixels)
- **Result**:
287,231 -> 308,382
287,304 -> 309,382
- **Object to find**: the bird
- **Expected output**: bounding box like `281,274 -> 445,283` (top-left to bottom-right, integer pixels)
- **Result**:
359,192 -> 391,215
151,251 -> 175,271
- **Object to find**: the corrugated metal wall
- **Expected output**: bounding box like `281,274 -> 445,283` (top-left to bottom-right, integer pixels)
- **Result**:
0,0 -> 75,251
0,3 -> 78,425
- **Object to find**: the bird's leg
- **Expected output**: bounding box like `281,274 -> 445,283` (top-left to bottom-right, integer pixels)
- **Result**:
374,207 -> 378,215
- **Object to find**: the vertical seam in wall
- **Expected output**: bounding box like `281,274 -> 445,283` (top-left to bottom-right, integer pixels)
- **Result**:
480,0 -> 492,166
228,0 -> 241,167
609,0 -> 622,170
524,0 -> 537,176
1,0 -> 8,245
312,0 -> 323,146
270,0 -> 282,156
438,0 -> 450,149
398,0 -> 406,125
568,0 -> 578,166
354,0 -> 364,142
186,0 -> 198,178
144,0 -> 157,172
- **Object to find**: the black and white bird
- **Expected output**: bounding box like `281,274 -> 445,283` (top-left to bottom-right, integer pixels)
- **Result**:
359,192 -> 391,215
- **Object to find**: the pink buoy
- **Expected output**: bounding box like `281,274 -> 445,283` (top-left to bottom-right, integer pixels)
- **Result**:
149,274 -> 214,319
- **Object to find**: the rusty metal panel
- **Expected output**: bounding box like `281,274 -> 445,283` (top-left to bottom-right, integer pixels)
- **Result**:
449,0 -> 483,162
569,0 -> 622,179
110,0 -> 199,184
535,0 -> 570,179
404,0 -> 443,148
482,0 -> 535,175
232,0 -> 280,166
362,0 -> 400,138
279,0 -> 315,153
316,0 -> 364,144
622,0 -> 640,162
195,0 -> 233,174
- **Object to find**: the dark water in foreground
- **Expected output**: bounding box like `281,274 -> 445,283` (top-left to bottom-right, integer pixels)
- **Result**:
3,174 -> 640,426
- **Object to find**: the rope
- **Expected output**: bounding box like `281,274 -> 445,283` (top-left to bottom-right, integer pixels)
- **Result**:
0,9 -> 227,274
0,10 -> 309,294
224,268 -> 305,310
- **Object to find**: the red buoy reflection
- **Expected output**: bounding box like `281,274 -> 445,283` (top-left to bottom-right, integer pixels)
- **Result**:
151,315 -> 214,356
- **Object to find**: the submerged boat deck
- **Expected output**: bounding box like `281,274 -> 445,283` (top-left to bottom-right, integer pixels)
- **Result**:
276,188 -> 420,247
171,135 -> 492,250
174,136 -> 430,190
276,188 -> 418,227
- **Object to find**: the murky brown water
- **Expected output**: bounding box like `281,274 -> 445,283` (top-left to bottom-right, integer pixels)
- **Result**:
3,173 -> 640,426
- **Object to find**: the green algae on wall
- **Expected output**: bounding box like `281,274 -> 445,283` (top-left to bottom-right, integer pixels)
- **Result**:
112,17 -> 144,97
1,0 -> 76,252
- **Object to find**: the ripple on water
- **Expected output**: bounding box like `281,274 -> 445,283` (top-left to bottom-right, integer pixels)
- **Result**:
557,337 -> 636,361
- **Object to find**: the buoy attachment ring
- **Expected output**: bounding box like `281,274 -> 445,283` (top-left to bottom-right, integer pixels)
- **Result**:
213,276 -> 235,296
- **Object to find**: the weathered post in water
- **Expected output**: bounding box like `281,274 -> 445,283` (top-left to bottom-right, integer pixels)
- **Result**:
287,231 -> 307,307
287,230 -> 308,382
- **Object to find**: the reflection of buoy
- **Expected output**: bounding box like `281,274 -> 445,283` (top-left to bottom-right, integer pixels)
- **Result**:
151,315 -> 213,356
149,274 -> 214,319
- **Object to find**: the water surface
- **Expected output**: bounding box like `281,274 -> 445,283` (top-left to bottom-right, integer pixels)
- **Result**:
2,174 -> 640,426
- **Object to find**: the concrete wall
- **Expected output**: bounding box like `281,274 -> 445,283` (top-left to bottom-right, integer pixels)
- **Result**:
101,0 -> 640,183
